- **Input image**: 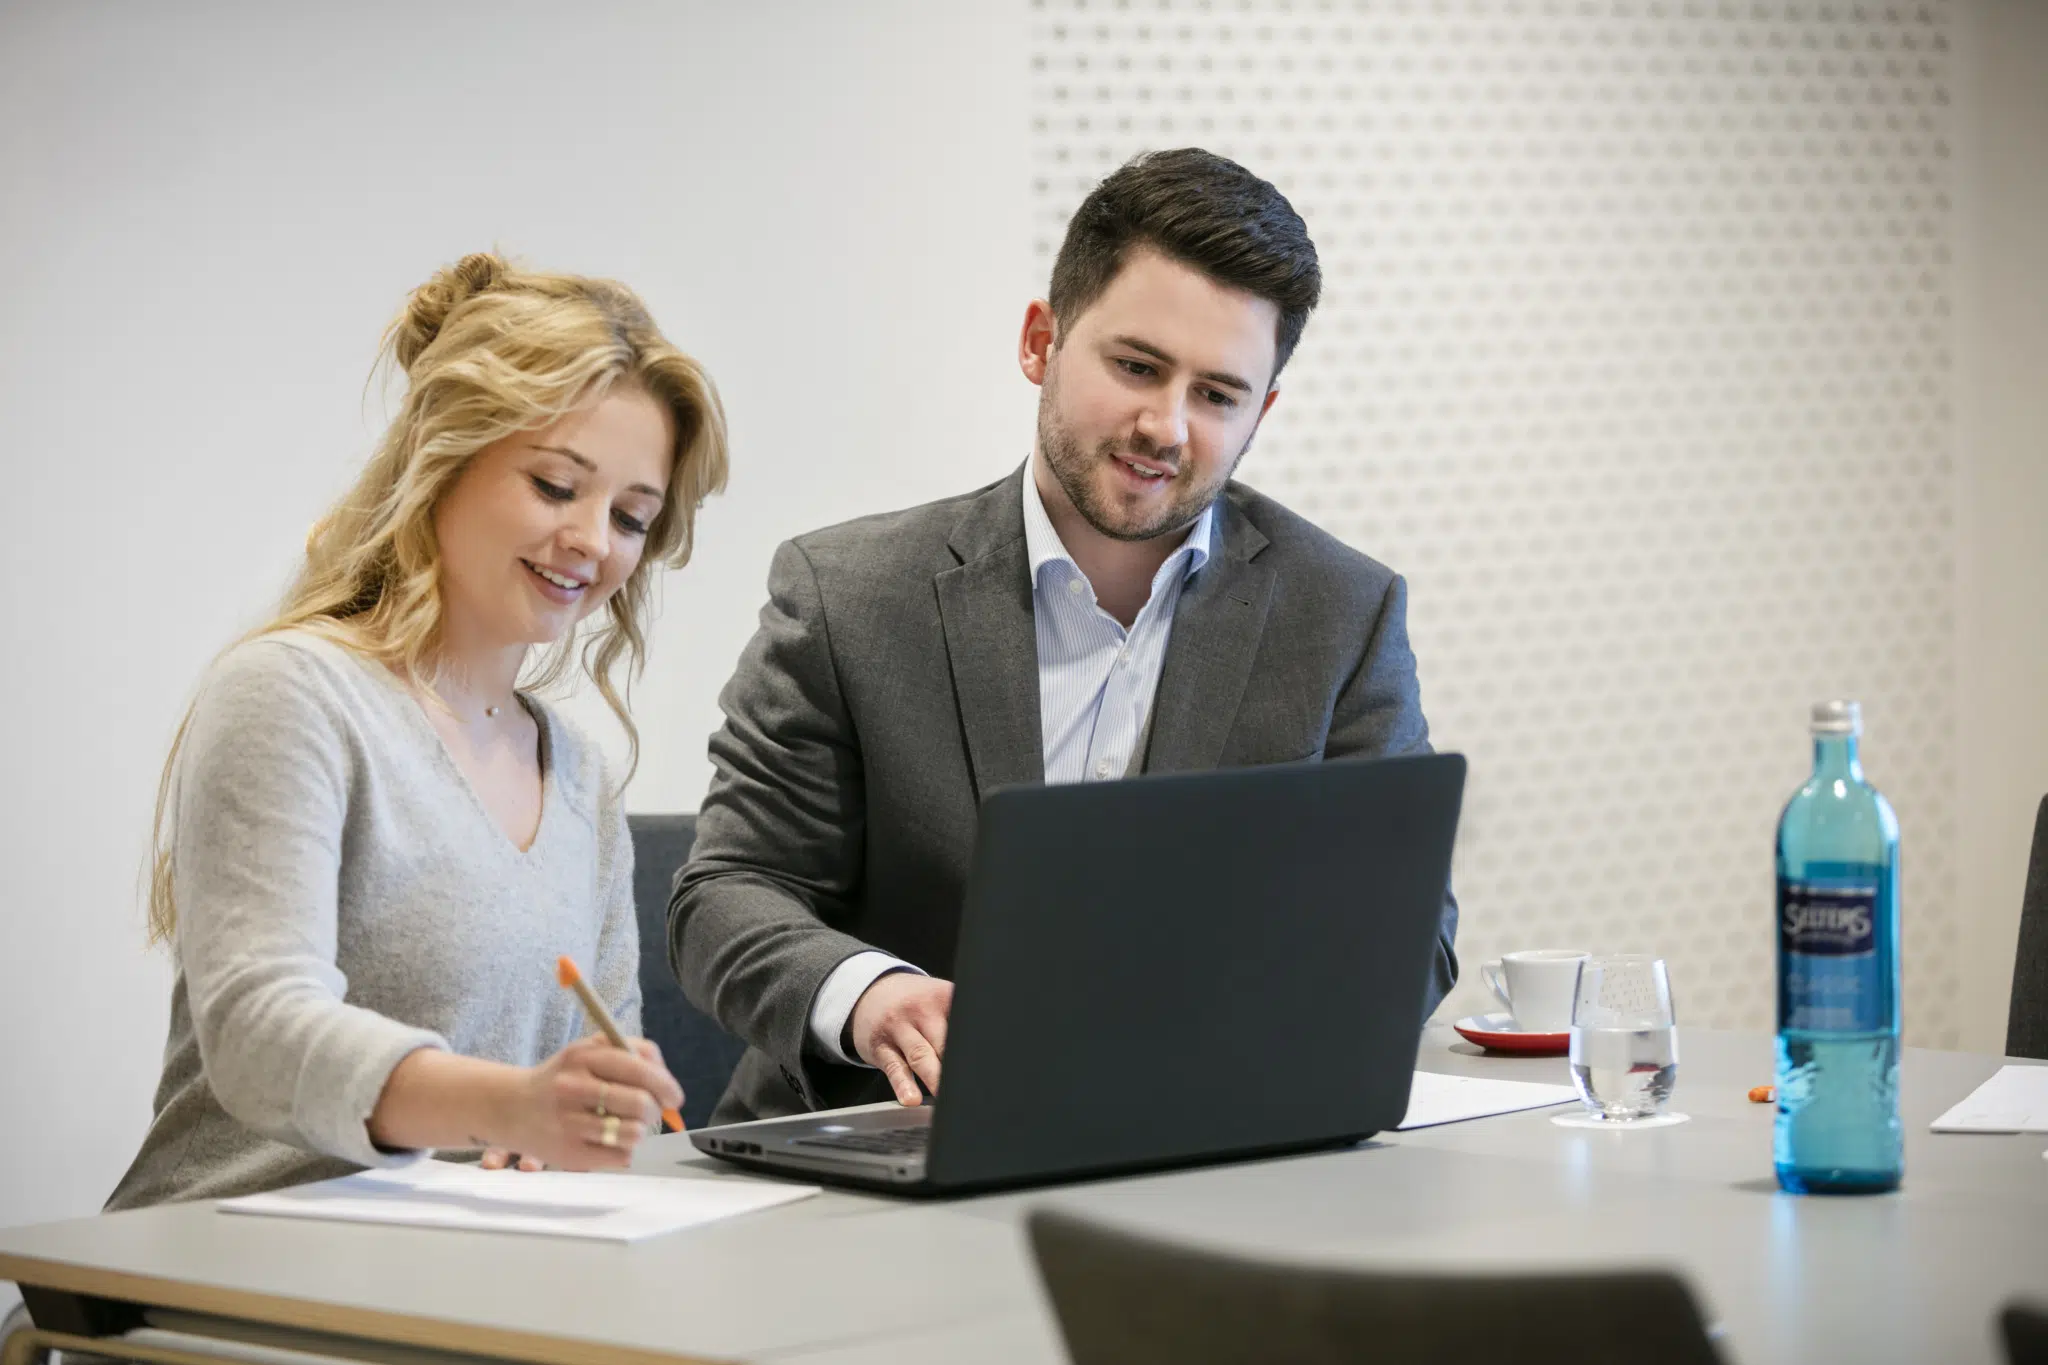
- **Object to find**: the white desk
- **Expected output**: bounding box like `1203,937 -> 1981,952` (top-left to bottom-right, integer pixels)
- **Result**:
3,1029 -> 2044,1365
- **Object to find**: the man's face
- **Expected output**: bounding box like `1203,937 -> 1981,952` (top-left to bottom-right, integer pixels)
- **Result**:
1029,247 -> 1281,543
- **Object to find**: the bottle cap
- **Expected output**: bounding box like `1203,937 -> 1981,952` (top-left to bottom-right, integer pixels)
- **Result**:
1810,700 -> 1862,736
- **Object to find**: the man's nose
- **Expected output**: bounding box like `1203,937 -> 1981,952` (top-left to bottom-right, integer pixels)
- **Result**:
1134,389 -> 1190,453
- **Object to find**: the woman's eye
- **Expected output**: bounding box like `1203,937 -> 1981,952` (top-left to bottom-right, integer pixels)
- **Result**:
530,476 -> 574,502
612,510 -> 649,536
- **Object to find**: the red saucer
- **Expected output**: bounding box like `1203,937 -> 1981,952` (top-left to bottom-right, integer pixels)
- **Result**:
1454,1013 -> 1570,1056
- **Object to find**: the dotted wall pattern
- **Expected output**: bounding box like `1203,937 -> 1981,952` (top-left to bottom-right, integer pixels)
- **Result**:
1030,0 -> 1960,1044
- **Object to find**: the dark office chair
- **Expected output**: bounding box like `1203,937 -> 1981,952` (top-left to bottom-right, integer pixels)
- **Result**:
2005,1300 -> 2048,1365
629,813 -> 746,1131
1027,1208 -> 1725,1365
2007,796 -> 2048,1061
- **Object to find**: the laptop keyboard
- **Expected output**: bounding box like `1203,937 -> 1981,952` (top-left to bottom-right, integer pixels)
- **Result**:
790,1126 -> 931,1157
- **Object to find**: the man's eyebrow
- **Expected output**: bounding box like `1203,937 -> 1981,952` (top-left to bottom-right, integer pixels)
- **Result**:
1108,335 -> 1255,394
528,444 -> 665,501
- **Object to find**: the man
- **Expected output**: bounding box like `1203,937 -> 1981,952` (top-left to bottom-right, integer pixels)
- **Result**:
672,148 -> 1456,1124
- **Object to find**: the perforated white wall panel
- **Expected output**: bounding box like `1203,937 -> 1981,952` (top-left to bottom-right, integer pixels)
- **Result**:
1031,0 -> 1960,1044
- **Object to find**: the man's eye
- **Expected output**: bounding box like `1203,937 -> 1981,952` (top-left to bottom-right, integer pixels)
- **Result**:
1202,388 -> 1238,408
612,510 -> 649,536
531,477 -> 574,502
1114,358 -> 1155,377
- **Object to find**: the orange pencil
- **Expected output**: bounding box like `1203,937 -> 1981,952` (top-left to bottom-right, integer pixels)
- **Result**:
556,955 -> 686,1133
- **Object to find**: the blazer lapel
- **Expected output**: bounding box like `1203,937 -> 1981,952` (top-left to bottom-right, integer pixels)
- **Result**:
1144,491 -> 1276,775
936,468 -> 1045,799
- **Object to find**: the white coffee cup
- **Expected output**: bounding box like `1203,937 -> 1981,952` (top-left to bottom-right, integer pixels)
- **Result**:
1479,949 -> 1590,1034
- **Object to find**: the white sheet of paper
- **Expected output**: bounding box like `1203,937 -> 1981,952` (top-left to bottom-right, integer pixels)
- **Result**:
1929,1064 -> 2048,1133
1398,1069 -> 1580,1130
219,1160 -> 819,1242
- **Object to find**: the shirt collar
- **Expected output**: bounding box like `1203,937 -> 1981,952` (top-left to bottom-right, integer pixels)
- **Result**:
1020,461 -> 1215,595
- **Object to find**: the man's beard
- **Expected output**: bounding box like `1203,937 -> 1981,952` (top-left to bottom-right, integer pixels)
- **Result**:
1035,382 -> 1242,545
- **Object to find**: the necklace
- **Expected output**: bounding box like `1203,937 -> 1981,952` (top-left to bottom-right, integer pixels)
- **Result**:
441,689 -> 512,722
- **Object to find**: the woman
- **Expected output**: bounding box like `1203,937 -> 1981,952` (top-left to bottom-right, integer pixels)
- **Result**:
106,252 -> 726,1208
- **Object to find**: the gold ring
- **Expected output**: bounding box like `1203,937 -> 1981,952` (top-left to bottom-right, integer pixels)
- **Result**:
600,1114 -> 621,1148
595,1083 -> 609,1118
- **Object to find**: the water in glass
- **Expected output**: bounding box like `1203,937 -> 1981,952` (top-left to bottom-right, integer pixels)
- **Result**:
1567,955 -> 1678,1122
1570,1024 -> 1678,1119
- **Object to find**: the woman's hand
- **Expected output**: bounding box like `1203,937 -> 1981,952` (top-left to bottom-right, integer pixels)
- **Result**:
493,1036 -> 684,1171
478,1148 -> 544,1171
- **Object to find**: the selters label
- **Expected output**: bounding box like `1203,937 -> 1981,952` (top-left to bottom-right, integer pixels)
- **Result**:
1779,882 -> 1877,957
1778,878 -> 1882,1032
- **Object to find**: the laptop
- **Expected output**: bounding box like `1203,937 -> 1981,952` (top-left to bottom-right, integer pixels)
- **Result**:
690,752 -> 1466,1195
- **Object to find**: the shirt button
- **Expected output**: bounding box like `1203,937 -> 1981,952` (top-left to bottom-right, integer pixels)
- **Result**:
1095,758 -> 1114,779
1118,650 -> 1131,667
1067,579 -> 1084,596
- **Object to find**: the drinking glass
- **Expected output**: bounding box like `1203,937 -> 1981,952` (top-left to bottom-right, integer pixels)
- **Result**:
1567,955 -> 1678,1123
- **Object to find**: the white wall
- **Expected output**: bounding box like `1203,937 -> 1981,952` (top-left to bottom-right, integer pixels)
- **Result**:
3,1 -> 2043,1298
1953,0 -> 2048,1053
0,0 -> 1034,1261
1028,0 -> 2048,1050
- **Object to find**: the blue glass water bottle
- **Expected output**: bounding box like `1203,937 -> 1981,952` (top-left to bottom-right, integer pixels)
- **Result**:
1774,699 -> 1902,1194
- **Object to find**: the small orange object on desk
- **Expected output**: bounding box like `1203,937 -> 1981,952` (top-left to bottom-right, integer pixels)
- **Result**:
1749,1085 -> 1776,1104
556,955 -> 686,1133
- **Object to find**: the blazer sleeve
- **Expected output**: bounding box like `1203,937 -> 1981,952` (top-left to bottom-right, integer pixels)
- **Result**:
1324,572 -> 1461,1016
669,539 -> 877,1104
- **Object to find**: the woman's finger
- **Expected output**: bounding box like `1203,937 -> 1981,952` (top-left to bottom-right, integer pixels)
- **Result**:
582,1113 -> 647,1155
482,1148 -> 546,1172
583,1046 -> 684,1112
573,1073 -> 662,1129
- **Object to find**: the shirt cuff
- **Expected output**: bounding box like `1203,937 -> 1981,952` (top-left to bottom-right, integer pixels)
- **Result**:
808,951 -> 925,1066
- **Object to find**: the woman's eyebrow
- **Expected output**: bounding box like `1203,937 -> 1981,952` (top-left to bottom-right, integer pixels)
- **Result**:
529,443 -> 596,471
529,444 -> 664,500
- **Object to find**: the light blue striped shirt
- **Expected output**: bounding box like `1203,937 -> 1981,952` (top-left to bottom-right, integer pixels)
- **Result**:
1021,464 -> 1215,786
807,467 -> 1216,1064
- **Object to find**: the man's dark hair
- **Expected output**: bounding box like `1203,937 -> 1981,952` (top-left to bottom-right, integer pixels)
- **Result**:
1047,148 -> 1322,382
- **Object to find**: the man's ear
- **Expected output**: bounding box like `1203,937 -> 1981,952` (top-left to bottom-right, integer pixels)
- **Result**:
1018,299 -> 1058,387
1233,385 -> 1284,466
1244,384 -> 1281,441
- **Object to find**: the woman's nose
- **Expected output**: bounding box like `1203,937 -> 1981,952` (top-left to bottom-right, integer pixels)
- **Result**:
560,505 -> 610,563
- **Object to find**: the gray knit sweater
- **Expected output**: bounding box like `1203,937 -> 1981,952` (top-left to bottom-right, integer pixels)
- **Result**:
106,631 -> 641,1210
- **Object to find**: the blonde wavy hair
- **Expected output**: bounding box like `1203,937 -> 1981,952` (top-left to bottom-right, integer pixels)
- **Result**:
147,251 -> 729,944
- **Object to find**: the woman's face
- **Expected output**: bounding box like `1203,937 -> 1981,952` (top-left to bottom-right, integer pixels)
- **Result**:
433,386 -> 674,648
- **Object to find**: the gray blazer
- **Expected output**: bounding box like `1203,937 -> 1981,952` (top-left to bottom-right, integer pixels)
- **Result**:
671,466 -> 1459,1123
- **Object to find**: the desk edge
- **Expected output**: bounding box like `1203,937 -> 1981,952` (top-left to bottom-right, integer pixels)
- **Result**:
0,1252 -> 727,1365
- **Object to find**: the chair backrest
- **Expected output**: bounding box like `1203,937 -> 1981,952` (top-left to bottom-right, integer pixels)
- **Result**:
629,813 -> 746,1130
2005,1299 -> 2048,1365
1027,1208 -> 1724,1365
2008,796 -> 2048,1060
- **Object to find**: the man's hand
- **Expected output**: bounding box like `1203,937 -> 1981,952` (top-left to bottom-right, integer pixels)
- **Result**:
849,973 -> 954,1106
